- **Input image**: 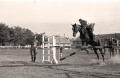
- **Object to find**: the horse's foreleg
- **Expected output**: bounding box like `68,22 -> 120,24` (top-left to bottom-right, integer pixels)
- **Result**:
93,48 -> 99,60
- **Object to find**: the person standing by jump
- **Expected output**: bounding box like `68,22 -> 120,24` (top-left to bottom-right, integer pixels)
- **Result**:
79,18 -> 88,46
30,43 -> 37,62
30,37 -> 38,62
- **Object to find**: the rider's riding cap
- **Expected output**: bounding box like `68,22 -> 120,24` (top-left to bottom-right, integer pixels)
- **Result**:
79,18 -> 87,25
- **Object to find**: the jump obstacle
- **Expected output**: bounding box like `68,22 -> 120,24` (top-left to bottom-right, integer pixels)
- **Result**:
42,34 -> 59,64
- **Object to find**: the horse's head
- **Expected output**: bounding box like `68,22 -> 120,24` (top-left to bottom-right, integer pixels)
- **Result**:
71,23 -> 80,37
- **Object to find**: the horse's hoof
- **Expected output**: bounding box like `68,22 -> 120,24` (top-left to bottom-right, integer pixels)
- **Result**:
98,61 -> 106,66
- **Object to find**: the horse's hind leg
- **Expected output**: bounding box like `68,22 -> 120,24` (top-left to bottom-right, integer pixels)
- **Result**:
111,48 -> 115,56
93,48 -> 99,60
109,48 -> 112,57
99,48 -> 104,61
110,49 -> 112,58
33,56 -> 36,62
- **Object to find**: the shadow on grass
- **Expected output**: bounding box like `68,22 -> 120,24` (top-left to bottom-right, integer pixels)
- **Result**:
0,60 -> 105,68
0,61 -> 70,68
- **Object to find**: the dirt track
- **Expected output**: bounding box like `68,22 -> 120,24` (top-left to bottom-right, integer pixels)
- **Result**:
0,49 -> 120,78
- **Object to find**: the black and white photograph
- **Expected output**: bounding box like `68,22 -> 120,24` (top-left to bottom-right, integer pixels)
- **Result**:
0,0 -> 120,78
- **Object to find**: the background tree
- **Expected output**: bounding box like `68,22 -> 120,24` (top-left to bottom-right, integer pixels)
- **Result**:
35,33 -> 48,46
0,23 -> 10,46
8,27 -> 15,46
35,34 -> 42,46
23,29 -> 34,45
13,26 -> 35,46
13,26 -> 24,46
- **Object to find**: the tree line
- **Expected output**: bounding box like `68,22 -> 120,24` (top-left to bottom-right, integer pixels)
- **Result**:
0,23 -> 45,46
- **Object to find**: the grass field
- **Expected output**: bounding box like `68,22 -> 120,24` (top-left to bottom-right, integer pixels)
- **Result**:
0,48 -> 120,78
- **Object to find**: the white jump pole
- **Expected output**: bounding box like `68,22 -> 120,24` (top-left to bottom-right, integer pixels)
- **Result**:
52,36 -> 58,64
42,33 -> 45,63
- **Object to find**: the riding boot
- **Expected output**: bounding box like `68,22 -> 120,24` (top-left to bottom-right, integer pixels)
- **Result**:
31,56 -> 34,62
34,56 -> 36,62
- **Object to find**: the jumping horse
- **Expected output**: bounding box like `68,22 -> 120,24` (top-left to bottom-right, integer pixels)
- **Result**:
72,23 -> 105,61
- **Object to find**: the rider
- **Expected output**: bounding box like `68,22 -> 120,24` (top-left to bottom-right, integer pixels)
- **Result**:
79,18 -> 87,27
79,18 -> 95,44
79,18 -> 88,45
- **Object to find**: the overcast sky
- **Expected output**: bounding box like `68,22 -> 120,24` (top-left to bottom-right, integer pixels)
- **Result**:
0,0 -> 120,38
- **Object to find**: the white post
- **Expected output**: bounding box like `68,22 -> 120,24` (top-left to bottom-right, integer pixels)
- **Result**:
117,40 -> 119,54
52,36 -> 58,64
47,37 -> 50,62
42,34 -> 45,63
